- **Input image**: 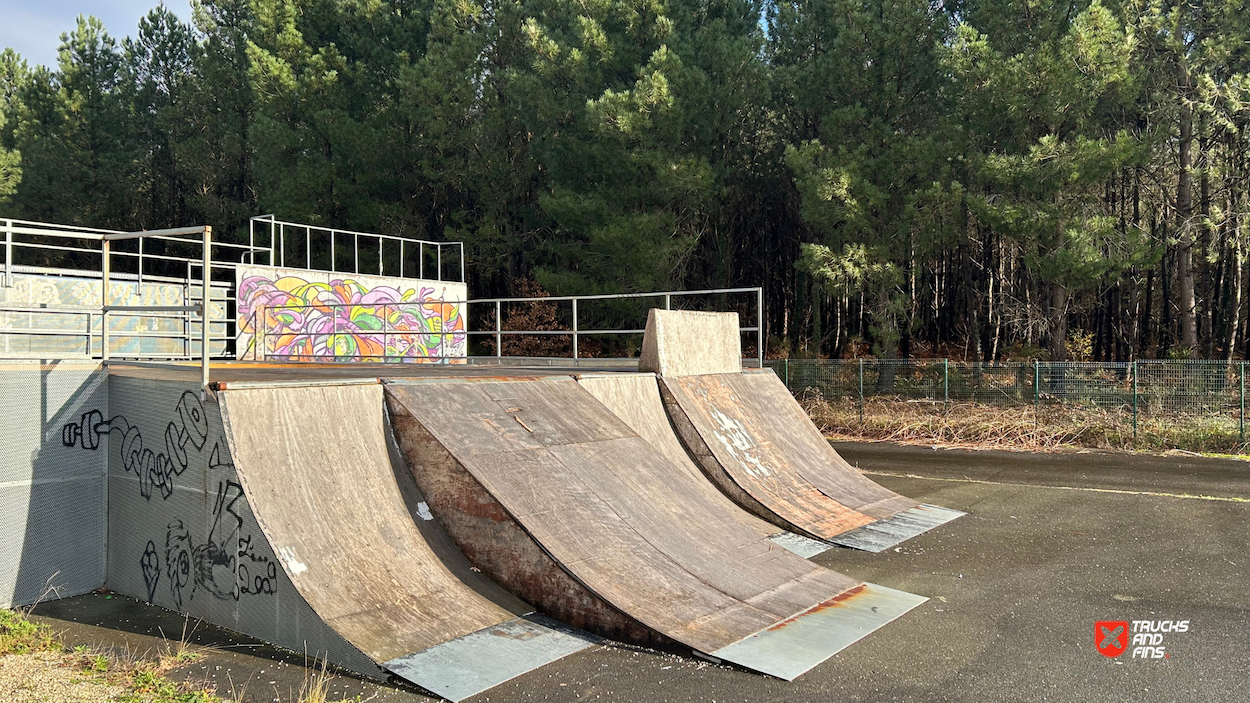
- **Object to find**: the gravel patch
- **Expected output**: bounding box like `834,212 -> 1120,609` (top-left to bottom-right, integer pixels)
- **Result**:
0,652 -> 125,703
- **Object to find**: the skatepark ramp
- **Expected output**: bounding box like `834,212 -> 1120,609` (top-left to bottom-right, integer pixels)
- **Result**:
640,309 -> 963,552
577,372 -> 833,558
385,376 -> 927,680
217,381 -> 597,701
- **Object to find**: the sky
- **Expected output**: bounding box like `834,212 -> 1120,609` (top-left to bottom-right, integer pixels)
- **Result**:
0,0 -> 193,68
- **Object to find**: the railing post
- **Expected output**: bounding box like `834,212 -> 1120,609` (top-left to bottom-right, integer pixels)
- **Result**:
784,358 -> 790,387
572,298 -> 579,360
257,305 -> 265,361
332,305 -> 338,362
757,287 -> 765,369
858,358 -> 865,426
1132,360 -> 1138,446
383,303 -> 389,362
1240,362 -> 1245,450
495,300 -> 502,358
3,219 -> 11,288
201,226 -> 211,394
101,239 -> 110,361
665,293 -> 671,310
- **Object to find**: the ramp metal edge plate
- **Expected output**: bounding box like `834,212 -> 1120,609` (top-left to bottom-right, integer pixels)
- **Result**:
830,504 -> 966,553
384,614 -> 601,702
768,531 -> 834,559
709,583 -> 927,681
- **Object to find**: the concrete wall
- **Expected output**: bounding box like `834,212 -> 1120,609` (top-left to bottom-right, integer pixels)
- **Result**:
236,266 -> 467,362
0,360 -> 107,608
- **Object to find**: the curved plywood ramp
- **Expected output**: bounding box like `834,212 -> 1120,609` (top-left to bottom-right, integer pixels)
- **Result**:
385,377 -> 927,680
659,370 -> 964,551
576,373 -> 833,558
218,382 -> 597,701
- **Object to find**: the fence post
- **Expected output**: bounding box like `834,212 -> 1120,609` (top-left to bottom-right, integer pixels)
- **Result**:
943,358 -> 949,409
1240,362 -> 1245,450
572,298 -> 579,360
1132,360 -> 1138,446
858,358 -> 865,427
784,358 -> 789,387
1033,360 -> 1040,426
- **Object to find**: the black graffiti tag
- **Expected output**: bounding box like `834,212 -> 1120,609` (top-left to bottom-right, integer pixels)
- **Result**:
63,391 -> 213,500
161,481 -> 277,606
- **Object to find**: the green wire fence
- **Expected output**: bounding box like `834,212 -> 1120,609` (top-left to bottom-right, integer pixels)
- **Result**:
767,359 -> 1249,451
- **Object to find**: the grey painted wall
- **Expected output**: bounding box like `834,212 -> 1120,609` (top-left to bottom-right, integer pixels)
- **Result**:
0,360 -> 108,608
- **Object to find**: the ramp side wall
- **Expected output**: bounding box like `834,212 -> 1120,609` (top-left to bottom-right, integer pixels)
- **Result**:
103,375 -> 380,678
0,360 -> 108,608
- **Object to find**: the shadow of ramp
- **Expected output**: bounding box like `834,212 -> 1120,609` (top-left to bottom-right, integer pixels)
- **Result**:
217,381 -> 597,701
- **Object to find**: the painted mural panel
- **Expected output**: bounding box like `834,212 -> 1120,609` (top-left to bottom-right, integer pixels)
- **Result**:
236,266 -> 467,362
0,270 -> 229,357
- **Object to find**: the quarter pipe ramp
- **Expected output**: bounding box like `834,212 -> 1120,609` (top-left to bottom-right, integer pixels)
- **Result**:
659,369 -> 964,551
218,381 -> 597,701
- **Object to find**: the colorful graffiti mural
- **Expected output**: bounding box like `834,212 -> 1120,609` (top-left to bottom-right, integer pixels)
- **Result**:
236,267 -> 467,362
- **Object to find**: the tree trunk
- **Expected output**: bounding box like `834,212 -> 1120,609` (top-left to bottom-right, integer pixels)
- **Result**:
1176,70 -> 1198,356
1050,282 -> 1068,361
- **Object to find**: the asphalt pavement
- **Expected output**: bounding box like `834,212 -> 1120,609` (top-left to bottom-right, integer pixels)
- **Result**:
31,443 -> 1250,702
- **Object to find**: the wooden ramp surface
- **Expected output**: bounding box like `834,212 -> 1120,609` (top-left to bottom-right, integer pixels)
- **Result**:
576,373 -> 778,539
218,383 -> 595,700
659,371 -> 918,540
384,378 -> 863,656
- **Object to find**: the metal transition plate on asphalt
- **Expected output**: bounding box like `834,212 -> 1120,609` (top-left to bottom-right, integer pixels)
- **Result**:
829,504 -> 967,553
385,614 -> 601,702
768,531 -> 835,559
709,583 -> 928,681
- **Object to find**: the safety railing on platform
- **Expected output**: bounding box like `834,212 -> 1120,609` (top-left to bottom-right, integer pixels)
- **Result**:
0,219 -> 239,391
466,287 -> 765,368
249,286 -> 765,365
248,215 -> 465,282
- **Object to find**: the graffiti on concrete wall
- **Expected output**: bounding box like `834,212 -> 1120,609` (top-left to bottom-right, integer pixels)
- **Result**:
62,393 -> 277,607
163,480 -> 278,608
62,391 -> 218,501
235,266 -> 467,362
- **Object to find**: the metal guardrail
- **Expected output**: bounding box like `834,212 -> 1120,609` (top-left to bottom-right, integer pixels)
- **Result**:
248,215 -> 465,283
251,287 -> 766,365
467,287 -> 765,368
769,358 -> 1250,447
0,219 -> 227,391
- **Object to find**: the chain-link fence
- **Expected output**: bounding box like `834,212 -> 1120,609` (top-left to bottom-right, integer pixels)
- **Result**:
767,359 -> 1249,453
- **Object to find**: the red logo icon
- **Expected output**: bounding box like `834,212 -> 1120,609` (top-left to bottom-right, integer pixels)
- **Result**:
1096,620 -> 1129,657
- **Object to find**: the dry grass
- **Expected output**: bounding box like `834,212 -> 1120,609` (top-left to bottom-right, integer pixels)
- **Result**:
802,392 -> 1248,455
